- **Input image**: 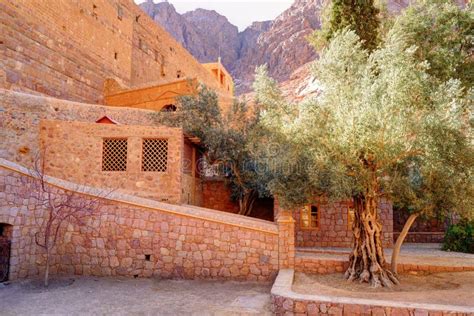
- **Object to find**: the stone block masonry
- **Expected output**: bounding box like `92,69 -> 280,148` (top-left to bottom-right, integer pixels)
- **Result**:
271,270 -> 474,315
39,120 -> 184,204
0,159 -> 296,282
292,200 -> 393,248
202,179 -> 240,214
0,90 -> 160,168
0,0 -> 231,104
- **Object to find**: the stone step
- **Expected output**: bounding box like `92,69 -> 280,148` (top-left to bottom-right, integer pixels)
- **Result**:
296,247 -> 350,256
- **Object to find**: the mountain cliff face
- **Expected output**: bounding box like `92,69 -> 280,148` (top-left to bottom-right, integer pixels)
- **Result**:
139,0 -> 323,94
140,0 -> 467,96
139,1 -> 241,81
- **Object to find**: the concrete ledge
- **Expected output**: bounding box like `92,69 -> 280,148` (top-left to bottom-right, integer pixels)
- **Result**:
0,158 -> 278,235
270,269 -> 474,315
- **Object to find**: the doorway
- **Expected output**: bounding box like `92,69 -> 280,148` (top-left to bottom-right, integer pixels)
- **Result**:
0,223 -> 12,282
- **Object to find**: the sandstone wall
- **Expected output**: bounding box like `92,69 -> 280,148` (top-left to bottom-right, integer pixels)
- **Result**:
0,90 -> 160,168
1,0 -> 133,103
294,200 -> 393,248
39,120 -> 184,204
287,200 -> 393,248
1,0 -> 232,104
104,79 -> 197,111
202,179 -> 240,214
393,209 -> 446,243
0,160 -> 281,281
103,78 -> 234,113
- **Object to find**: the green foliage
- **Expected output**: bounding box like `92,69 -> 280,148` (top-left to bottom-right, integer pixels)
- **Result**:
309,0 -> 380,51
391,0 -> 474,89
255,24 -> 473,219
443,219 -> 474,253
150,84 -> 271,214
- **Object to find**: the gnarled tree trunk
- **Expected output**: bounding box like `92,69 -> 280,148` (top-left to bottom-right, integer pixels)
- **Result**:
345,192 -> 399,287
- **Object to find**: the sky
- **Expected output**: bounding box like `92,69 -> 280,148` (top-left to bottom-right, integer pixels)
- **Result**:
134,0 -> 294,31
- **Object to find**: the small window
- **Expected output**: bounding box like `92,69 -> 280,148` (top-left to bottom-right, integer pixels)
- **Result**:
142,139 -> 168,172
301,205 -> 319,229
176,70 -> 182,79
114,52 -> 118,60
117,5 -> 123,20
135,15 -> 140,22
102,138 -> 127,171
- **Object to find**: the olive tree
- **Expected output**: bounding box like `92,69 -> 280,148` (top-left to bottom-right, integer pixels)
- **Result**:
152,85 -> 271,216
254,25 -> 472,287
385,0 -> 474,273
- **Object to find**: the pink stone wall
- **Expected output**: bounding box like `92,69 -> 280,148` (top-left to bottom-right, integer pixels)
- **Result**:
292,200 -> 393,248
0,165 -> 280,282
39,120 -> 184,204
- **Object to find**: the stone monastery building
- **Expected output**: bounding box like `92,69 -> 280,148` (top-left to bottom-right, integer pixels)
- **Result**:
0,0 -> 443,283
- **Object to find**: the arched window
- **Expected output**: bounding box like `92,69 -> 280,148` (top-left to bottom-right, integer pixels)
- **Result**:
161,104 -> 177,112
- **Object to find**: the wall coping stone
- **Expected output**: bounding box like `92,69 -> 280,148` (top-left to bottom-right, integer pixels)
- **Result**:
271,269 -> 474,314
0,158 -> 278,234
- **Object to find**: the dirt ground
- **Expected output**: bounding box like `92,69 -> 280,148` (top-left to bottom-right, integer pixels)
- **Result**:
0,277 -> 272,315
293,271 -> 474,307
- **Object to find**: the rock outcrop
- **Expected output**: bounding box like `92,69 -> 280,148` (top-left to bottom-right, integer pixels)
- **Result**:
140,0 -> 468,96
234,0 -> 323,93
139,0 -> 323,94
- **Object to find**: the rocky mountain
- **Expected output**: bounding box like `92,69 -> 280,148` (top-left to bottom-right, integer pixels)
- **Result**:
139,0 -> 323,94
139,1 -> 241,79
140,0 -> 468,97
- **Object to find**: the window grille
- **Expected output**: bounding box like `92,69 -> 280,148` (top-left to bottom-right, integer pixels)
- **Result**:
142,139 -> 168,172
102,138 -> 127,171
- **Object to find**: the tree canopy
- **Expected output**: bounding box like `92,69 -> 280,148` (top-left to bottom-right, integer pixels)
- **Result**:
151,84 -> 271,216
254,16 -> 473,285
390,0 -> 473,89
309,0 -> 380,51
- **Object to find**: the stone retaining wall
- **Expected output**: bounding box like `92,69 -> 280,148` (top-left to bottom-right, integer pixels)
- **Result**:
294,254 -> 474,275
393,232 -> 445,243
271,269 -> 474,315
295,255 -> 348,275
0,159 -> 289,282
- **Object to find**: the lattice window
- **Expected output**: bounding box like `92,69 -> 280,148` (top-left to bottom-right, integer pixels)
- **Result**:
102,138 -> 127,171
142,139 -> 168,172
